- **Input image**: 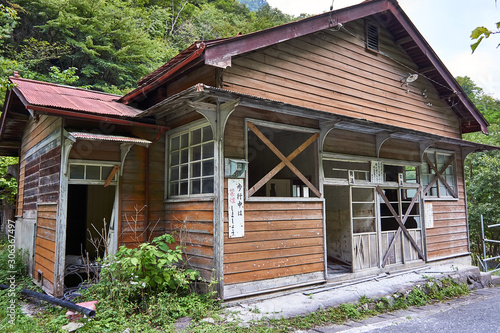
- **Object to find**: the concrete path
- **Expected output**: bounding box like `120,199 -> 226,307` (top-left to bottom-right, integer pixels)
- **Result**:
298,287 -> 500,332
224,264 -> 490,324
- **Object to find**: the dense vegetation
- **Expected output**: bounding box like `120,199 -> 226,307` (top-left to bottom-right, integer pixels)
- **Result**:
459,76 -> 500,264
0,0 -> 296,99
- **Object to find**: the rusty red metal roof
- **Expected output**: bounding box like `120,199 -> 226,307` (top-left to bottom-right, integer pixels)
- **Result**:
10,77 -> 141,117
68,132 -> 151,146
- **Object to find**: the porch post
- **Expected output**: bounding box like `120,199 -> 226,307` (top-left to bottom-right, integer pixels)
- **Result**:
194,98 -> 239,298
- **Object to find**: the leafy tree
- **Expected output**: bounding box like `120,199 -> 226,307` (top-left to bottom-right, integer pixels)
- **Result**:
470,1 -> 500,53
460,76 -> 500,263
238,0 -> 267,12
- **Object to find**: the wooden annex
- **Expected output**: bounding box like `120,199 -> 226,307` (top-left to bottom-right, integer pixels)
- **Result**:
0,0 -> 497,298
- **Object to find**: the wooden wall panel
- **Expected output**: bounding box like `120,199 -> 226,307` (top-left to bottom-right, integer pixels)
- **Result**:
223,197 -> 324,286
164,201 -> 215,280
425,146 -> 469,260
120,145 -> 147,247
34,204 -> 57,293
222,20 -> 461,138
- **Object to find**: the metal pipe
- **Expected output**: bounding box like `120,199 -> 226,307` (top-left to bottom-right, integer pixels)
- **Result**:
0,284 -> 95,317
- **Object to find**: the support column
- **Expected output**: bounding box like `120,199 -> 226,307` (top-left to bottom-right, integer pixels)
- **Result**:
194,98 -> 240,298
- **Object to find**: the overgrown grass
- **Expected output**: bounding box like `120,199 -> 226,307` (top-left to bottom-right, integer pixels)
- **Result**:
0,233 -> 473,332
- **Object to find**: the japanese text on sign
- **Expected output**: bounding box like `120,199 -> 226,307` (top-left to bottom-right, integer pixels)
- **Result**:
228,178 -> 244,238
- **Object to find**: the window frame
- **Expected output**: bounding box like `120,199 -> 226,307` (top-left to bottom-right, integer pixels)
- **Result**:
165,120 -> 215,200
68,160 -> 120,186
420,149 -> 458,200
245,118 -> 321,202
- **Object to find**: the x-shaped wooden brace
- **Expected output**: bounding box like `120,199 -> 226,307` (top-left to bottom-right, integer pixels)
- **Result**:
423,153 -> 457,198
377,186 -> 425,267
247,122 -> 321,198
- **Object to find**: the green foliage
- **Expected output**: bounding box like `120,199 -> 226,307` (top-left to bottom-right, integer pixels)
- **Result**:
86,233 -> 200,308
238,0 -> 267,12
458,76 -> 500,261
0,156 -> 18,204
471,22 -> 500,53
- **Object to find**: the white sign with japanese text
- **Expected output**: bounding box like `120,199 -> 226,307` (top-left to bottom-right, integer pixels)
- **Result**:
228,178 -> 244,238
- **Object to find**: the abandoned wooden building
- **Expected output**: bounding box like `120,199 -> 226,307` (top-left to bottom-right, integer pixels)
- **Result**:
0,0 -> 496,298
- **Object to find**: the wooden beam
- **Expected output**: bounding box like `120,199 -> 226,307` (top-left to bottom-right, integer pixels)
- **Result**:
376,186 -> 425,262
381,186 -> 422,267
248,132 -> 320,196
423,154 -> 457,198
247,122 -> 321,198
104,165 -> 120,187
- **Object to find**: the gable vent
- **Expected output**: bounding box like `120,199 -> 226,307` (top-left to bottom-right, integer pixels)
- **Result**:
365,23 -> 379,52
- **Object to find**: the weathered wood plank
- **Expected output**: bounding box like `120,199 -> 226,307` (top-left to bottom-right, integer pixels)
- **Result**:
225,253 -> 324,274
224,262 -> 324,285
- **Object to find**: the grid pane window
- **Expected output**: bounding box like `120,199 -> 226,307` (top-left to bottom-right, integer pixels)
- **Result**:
421,151 -> 457,198
169,124 -> 214,197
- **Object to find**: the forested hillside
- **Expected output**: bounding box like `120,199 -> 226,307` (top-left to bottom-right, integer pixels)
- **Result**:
0,0 -> 295,100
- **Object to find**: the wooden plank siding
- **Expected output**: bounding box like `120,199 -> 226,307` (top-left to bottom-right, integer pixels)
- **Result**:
34,204 -> 57,292
424,146 -> 469,260
222,20 -> 461,139
164,201 -> 215,281
19,116 -> 62,216
120,144 -> 147,247
223,198 -> 324,286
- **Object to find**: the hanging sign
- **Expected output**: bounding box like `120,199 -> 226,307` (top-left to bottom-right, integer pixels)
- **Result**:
228,178 -> 245,238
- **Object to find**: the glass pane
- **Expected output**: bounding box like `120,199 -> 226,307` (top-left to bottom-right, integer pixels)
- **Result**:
352,188 -> 374,202
70,164 -> 85,179
191,162 -> 201,178
170,136 -> 180,151
352,203 -> 375,218
180,133 -> 189,148
180,165 -> 189,180
203,126 -> 213,141
191,145 -> 202,161
170,166 -> 179,181
202,160 -> 214,176
102,166 -> 114,180
171,151 -> 179,166
170,182 -> 179,196
191,128 -> 202,145
86,165 -> 100,180
191,179 -> 201,194
180,149 -> 189,164
353,219 -> 375,233
202,177 -> 214,193
180,181 -> 188,195
202,142 -> 214,159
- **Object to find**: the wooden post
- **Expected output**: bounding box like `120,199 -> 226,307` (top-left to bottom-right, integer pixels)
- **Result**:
195,98 -> 240,299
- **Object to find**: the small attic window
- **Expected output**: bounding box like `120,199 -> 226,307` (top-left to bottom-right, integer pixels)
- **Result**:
365,22 -> 379,52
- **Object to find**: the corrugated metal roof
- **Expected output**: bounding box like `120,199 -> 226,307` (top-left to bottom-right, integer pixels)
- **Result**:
68,132 -> 151,146
10,77 -> 141,117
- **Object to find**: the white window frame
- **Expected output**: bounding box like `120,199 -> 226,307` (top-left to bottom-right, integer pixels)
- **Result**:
68,160 -> 120,186
421,149 -> 458,200
165,120 -> 215,200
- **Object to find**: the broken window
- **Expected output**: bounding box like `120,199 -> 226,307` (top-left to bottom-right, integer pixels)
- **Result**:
168,123 -> 214,197
323,159 -> 371,184
246,120 -> 319,198
421,150 -> 457,199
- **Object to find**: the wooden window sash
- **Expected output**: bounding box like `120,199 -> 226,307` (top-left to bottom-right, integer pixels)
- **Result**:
247,121 -> 321,198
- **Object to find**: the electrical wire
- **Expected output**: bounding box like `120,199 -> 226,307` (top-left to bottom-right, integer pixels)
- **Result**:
338,25 -> 460,96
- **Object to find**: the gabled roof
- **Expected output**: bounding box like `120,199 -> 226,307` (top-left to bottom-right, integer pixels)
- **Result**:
120,0 -> 488,134
10,77 -> 141,118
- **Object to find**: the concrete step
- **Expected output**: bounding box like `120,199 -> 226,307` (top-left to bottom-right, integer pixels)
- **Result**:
491,275 -> 500,286
480,271 -> 493,287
